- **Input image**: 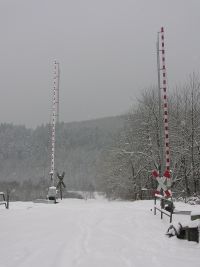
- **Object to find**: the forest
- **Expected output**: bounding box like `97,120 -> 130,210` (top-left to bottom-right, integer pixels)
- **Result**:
1,75 -> 200,201
97,74 -> 200,200
0,116 -> 124,200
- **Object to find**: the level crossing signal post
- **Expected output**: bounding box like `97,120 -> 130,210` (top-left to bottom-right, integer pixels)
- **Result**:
153,27 -> 172,198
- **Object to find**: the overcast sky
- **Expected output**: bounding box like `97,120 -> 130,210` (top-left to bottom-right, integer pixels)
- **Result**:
0,0 -> 199,128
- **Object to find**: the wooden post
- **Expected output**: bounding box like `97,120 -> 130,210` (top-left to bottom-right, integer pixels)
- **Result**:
170,212 -> 172,223
60,185 -> 63,200
6,192 -> 9,209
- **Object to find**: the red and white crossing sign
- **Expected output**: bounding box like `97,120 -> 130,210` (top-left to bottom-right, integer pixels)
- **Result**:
152,170 -> 172,197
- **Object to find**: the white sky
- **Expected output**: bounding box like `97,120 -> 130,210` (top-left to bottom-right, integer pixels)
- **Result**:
0,0 -> 200,127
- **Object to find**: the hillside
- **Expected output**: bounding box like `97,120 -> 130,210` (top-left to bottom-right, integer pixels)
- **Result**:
0,116 -> 125,192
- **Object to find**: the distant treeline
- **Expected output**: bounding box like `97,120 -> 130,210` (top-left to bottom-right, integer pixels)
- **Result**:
0,116 -> 124,201
0,179 -> 93,201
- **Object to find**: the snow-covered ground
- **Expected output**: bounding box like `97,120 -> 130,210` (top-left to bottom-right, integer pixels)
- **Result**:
0,196 -> 199,267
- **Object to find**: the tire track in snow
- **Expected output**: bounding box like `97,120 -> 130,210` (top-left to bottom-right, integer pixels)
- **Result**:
71,206 -> 135,267
72,213 -> 105,266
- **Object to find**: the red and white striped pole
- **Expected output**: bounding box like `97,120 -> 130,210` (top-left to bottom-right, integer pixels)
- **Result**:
152,27 -> 171,196
50,60 -> 59,186
159,27 -> 171,187
160,28 -> 170,165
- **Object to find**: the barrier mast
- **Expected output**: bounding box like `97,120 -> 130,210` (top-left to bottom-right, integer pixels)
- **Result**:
50,60 -> 60,186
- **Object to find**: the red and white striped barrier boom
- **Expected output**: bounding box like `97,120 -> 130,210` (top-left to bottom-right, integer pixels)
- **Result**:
152,27 -> 171,196
160,27 -> 170,174
50,60 -> 59,186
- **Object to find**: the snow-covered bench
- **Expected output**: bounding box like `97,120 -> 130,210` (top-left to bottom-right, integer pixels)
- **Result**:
167,221 -> 200,243
154,194 -> 174,223
191,211 -> 200,221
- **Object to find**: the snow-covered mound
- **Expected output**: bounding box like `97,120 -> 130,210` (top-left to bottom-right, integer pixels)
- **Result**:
0,199 -> 199,267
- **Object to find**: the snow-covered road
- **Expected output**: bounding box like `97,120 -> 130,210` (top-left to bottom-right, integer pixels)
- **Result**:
0,198 -> 199,267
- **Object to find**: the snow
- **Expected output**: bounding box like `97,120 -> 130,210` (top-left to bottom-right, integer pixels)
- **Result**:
0,197 -> 200,267
191,211 -> 200,216
187,219 -> 200,228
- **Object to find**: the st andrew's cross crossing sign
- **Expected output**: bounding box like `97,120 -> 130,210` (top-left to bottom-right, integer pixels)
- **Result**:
56,172 -> 66,199
152,170 -> 172,197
